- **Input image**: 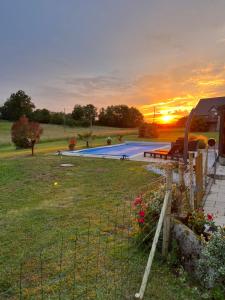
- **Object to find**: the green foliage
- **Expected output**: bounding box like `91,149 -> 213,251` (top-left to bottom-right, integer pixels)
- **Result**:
72,104 -> 98,126
197,228 -> 225,291
132,185 -> 165,247
32,108 -> 51,123
78,131 -> 96,147
190,117 -> 209,132
138,123 -> 159,138
98,105 -> 143,128
50,112 -> 65,125
0,90 -> 35,121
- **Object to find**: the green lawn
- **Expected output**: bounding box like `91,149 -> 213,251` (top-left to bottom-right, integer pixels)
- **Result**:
0,155 -> 203,299
0,120 -> 137,145
0,120 -> 219,159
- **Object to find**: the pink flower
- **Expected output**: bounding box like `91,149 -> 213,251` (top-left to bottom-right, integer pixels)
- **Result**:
207,213 -> 213,221
138,218 -> 145,224
134,197 -> 142,206
139,210 -> 145,217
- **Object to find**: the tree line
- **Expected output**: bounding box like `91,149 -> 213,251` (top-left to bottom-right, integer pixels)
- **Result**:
0,90 -> 144,128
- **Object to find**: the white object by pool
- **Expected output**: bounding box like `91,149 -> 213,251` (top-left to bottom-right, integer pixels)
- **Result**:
61,141 -> 170,159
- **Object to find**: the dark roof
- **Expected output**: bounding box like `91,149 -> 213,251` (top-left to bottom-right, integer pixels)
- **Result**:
194,97 -> 225,116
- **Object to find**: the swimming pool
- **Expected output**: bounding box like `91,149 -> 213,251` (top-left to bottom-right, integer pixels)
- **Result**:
63,142 -> 170,158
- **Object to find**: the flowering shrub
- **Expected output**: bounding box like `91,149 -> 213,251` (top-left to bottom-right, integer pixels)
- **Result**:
196,227 -> 225,291
132,185 -> 165,247
69,137 -> 77,150
186,208 -> 217,236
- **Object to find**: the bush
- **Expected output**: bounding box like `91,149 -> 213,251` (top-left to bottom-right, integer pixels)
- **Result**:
138,123 -> 159,138
196,228 -> 225,290
132,185 -> 165,247
190,117 -> 209,132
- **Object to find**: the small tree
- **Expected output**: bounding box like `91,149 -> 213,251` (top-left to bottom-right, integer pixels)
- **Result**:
78,131 -> 95,148
11,116 -> 43,155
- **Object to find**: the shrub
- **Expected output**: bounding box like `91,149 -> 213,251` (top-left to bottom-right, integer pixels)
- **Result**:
138,123 -> 159,138
68,137 -> 77,150
196,227 -> 225,290
189,135 -> 207,149
132,185 -> 165,247
190,117 -> 209,132
106,136 -> 112,145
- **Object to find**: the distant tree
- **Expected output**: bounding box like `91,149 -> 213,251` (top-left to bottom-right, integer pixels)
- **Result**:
176,116 -> 188,127
98,105 -> 143,128
72,105 -> 84,121
32,109 -> 51,123
83,104 -> 98,126
11,116 -> 43,155
78,131 -> 95,148
72,104 -> 98,126
139,123 -> 159,138
0,90 -> 35,121
190,117 -> 209,132
50,112 -> 64,125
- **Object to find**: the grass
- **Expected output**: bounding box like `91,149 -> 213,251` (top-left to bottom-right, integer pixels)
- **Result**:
0,155 -> 203,299
0,120 -> 137,145
0,120 -> 219,159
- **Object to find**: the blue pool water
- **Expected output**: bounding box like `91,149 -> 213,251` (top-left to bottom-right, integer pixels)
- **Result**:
73,142 -> 169,158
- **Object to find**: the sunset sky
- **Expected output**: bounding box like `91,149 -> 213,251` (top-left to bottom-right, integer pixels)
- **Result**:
1,0 -> 225,123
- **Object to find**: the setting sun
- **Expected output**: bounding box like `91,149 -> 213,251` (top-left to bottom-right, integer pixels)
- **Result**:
160,115 -> 174,124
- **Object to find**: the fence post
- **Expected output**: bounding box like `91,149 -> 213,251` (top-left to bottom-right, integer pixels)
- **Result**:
162,166 -> 173,257
204,145 -> 209,188
178,160 -> 185,215
189,152 -> 195,210
196,150 -> 203,207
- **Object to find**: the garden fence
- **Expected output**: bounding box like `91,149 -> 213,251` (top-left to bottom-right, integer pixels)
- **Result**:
0,176 -> 166,300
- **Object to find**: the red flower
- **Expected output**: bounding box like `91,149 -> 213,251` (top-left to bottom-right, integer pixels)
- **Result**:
207,213 -> 213,221
134,197 -> 142,206
139,210 -> 145,217
138,218 -> 145,224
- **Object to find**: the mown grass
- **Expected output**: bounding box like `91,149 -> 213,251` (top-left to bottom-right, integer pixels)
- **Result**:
0,155 -> 203,299
0,120 -> 219,159
0,120 -> 137,145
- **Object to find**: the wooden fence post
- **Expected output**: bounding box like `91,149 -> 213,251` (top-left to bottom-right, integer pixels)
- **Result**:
189,152 -> 195,210
196,150 -> 204,207
204,145 -> 209,189
162,167 -> 173,257
178,161 -> 185,215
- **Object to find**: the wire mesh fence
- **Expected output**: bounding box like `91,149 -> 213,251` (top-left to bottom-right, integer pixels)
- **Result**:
0,176 -> 166,300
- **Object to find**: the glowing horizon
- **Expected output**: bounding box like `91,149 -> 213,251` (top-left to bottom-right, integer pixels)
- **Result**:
1,1 -> 225,116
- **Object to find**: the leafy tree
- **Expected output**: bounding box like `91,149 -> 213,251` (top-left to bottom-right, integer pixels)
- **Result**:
98,105 -> 143,128
72,104 -> 98,126
83,104 -> 98,126
11,116 -> 43,155
78,131 -> 95,148
50,112 -> 64,125
32,109 -> 51,123
176,116 -> 188,127
72,105 -> 84,121
190,117 -> 209,132
0,90 -> 35,121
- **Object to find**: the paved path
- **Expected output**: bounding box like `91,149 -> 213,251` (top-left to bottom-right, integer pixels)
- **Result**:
204,163 -> 225,227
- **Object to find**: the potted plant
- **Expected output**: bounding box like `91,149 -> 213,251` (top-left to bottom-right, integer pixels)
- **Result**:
69,137 -> 77,151
106,136 -> 112,145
